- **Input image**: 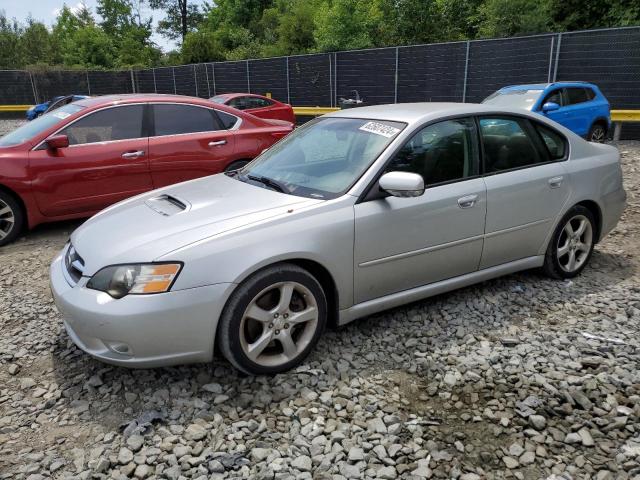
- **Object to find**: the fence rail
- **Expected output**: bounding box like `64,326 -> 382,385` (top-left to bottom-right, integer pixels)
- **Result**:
1,26 -> 639,137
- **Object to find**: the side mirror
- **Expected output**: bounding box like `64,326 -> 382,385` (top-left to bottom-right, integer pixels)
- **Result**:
379,171 -> 425,198
542,102 -> 560,113
45,134 -> 69,150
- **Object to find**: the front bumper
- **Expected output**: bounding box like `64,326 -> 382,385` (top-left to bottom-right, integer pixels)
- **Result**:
50,251 -> 235,368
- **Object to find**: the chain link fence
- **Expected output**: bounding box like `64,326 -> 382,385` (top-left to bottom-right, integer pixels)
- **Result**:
1,26 -> 638,135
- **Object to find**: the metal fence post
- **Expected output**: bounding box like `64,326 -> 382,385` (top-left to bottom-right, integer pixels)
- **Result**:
462,41 -> 470,102
394,47 -> 399,104
211,63 -> 216,96
152,68 -> 157,93
286,57 -> 290,104
246,60 -> 250,93
172,67 -> 177,94
329,54 -> 333,108
86,70 -> 91,95
547,35 -> 555,83
204,63 -> 211,97
334,52 -> 338,107
553,33 -> 562,81
29,72 -> 38,103
193,65 -> 198,97
130,69 -> 135,93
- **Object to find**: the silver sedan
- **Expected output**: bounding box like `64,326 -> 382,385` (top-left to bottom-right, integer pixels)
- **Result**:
50,103 -> 626,374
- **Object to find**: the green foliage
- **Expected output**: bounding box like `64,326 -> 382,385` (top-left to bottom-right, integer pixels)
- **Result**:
181,29 -> 224,62
149,0 -> 204,41
476,0 -> 552,37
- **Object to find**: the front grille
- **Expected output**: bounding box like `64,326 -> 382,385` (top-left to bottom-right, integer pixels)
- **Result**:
64,244 -> 85,284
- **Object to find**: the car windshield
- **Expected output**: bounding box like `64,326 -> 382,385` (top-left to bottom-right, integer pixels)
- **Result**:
482,89 -> 543,110
210,96 -> 228,104
236,117 -> 405,199
0,104 -> 84,147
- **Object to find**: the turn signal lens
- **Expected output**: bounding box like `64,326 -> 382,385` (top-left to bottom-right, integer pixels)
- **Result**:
87,263 -> 182,299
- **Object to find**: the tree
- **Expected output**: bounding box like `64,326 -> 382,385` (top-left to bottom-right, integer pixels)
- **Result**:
476,0 -> 552,38
181,30 -> 224,62
148,0 -> 204,42
63,25 -> 115,68
0,11 -> 23,68
314,0 -> 386,52
549,0 -> 640,31
21,19 -> 53,66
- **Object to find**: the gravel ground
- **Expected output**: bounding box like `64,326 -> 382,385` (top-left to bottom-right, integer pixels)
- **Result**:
0,116 -> 639,479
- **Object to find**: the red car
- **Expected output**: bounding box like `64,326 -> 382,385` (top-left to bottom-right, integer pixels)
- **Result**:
210,93 -> 296,124
0,94 -> 293,246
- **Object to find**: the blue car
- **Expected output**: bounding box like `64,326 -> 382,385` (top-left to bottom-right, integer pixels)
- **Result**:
26,94 -> 89,121
482,82 -> 611,142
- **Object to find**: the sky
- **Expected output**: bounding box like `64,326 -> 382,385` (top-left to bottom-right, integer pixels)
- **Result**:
0,0 -> 206,52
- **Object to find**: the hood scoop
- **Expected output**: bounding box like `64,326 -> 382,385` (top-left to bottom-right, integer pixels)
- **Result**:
144,194 -> 190,216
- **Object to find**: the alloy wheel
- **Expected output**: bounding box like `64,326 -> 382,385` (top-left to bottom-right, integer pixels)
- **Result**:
590,126 -> 605,143
0,199 -> 15,241
556,214 -> 593,273
239,281 -> 319,367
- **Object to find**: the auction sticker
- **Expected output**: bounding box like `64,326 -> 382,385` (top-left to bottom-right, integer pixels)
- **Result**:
359,121 -> 401,138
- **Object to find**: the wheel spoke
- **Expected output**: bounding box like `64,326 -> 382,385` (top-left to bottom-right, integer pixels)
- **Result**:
575,219 -> 587,236
246,329 -> 273,361
563,223 -> 574,237
245,304 -> 273,324
0,229 -> 6,239
576,241 -> 590,253
567,250 -> 577,271
276,283 -> 294,313
558,242 -> 570,257
0,205 -> 12,217
288,306 -> 317,325
278,331 -> 297,360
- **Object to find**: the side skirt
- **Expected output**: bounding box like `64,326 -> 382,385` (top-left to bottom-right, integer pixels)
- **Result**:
338,256 -> 544,326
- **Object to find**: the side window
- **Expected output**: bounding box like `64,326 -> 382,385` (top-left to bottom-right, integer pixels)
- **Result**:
534,123 -> 567,160
585,88 -> 596,100
479,117 -> 544,173
386,118 -> 479,186
543,89 -> 563,106
216,110 -> 239,129
153,104 -> 218,136
565,87 -> 590,105
248,97 -> 273,109
228,97 -> 250,110
61,105 -> 144,145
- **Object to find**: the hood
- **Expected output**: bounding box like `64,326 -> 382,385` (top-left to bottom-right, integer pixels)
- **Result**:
71,174 -> 321,275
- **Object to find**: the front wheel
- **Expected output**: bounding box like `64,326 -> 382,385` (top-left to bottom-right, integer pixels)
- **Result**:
217,263 -> 327,375
0,191 -> 23,247
543,205 -> 595,279
588,123 -> 606,143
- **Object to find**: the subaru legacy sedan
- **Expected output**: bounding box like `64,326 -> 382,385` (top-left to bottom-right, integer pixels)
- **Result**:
50,103 -> 626,375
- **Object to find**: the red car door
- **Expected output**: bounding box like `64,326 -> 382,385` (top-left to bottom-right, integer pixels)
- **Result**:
148,103 -> 237,188
29,104 -> 152,217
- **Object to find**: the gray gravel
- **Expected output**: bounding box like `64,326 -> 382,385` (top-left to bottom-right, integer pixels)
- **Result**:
1,125 -> 639,479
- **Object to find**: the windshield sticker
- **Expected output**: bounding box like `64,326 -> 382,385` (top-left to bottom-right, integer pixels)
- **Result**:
53,111 -> 71,119
359,121 -> 400,138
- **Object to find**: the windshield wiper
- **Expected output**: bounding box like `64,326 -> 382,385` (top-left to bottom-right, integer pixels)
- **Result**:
247,174 -> 288,193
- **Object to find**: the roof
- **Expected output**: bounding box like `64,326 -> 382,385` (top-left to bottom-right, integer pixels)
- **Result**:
500,81 -> 596,92
325,102 -> 540,124
74,93 -> 214,108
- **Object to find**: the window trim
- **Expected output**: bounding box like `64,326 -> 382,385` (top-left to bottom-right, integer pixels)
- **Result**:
563,87 -> 592,106
477,114 -> 567,177
149,103 -> 225,138
32,102 -> 149,150
359,114 -> 482,203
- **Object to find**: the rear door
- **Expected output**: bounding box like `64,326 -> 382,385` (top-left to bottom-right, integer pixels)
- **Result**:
562,88 -> 592,136
29,104 -> 152,217
148,103 -> 237,188
479,116 -> 569,268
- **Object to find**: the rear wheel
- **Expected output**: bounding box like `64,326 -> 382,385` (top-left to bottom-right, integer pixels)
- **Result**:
543,205 -> 595,279
224,160 -> 250,172
217,263 -> 327,375
588,122 -> 607,143
0,191 -> 24,247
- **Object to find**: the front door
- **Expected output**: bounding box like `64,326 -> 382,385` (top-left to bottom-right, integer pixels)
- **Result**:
29,104 -> 152,217
479,116 -> 570,268
148,103 -> 236,188
353,117 -> 486,304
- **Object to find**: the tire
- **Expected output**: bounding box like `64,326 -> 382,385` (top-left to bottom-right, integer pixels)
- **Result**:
542,205 -> 596,279
224,160 -> 250,172
218,263 -> 327,375
588,122 -> 607,143
0,190 -> 24,247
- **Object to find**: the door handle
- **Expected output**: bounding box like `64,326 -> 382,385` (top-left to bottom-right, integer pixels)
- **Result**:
208,140 -> 227,147
457,194 -> 478,209
121,150 -> 145,159
548,176 -> 564,188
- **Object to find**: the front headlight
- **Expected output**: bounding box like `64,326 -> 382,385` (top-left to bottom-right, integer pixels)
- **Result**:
87,263 -> 182,299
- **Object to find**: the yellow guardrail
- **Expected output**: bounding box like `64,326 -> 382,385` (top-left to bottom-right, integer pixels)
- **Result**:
611,110 -> 640,122
0,105 -> 32,112
292,106 -> 340,116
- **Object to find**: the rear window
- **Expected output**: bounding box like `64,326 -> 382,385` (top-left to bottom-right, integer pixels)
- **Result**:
565,88 -> 590,105
0,104 -> 84,147
534,123 -> 567,160
153,104 -> 219,136
216,110 -> 239,129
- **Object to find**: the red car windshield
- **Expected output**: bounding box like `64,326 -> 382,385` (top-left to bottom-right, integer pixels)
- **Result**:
0,104 -> 85,147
